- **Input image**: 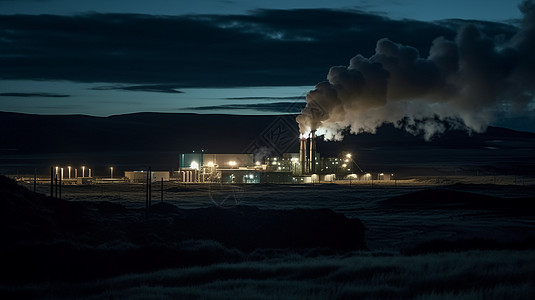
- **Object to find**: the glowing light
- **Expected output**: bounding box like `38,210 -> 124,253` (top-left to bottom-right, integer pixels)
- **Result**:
207,161 -> 214,167
291,157 -> 298,162
110,167 -> 114,179
272,161 -> 277,165
249,174 -> 254,179
255,161 -> 261,166
228,161 -> 237,167
346,153 -> 352,158
82,166 -> 86,177
190,161 -> 199,170
342,164 -> 347,168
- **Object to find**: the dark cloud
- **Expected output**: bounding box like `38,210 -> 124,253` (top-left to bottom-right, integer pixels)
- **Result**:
0,10 -> 517,87
224,96 -> 305,100
35,105 -> 84,110
297,1 -> 535,140
187,102 -> 305,113
0,92 -> 70,97
91,84 -> 183,93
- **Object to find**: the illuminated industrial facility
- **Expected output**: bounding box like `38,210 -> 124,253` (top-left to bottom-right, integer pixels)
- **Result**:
42,134 -> 391,186
178,132 -> 390,184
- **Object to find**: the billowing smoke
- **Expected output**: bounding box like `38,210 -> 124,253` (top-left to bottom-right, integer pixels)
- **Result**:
297,0 -> 535,140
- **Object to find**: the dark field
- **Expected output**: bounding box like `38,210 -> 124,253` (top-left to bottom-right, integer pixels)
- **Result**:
17,177 -> 535,251
2,176 -> 535,299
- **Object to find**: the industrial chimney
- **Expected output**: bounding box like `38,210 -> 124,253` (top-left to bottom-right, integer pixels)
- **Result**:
309,130 -> 316,174
300,136 -> 307,175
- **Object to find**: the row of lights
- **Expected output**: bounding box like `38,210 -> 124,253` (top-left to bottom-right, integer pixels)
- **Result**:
53,165 -> 89,179
53,166 -> 115,179
190,153 -> 355,171
190,160 -> 244,170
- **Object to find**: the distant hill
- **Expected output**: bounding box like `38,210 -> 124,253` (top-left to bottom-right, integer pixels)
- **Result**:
2,111 -> 534,155
0,112 -> 282,154
1,112 -> 535,175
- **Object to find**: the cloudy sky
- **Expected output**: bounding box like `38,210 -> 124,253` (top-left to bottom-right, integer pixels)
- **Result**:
0,0 -> 533,131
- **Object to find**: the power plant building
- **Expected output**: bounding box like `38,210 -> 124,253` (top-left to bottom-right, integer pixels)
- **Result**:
178,153 -> 257,183
179,153 -> 254,169
178,134 -> 390,183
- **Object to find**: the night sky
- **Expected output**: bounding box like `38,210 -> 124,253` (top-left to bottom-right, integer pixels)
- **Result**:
1,0 -> 533,131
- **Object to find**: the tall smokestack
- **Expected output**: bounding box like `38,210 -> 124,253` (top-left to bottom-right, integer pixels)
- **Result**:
299,137 -> 307,175
309,130 -> 316,174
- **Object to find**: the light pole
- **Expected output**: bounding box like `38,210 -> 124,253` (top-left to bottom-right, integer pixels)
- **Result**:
82,166 -> 85,178
346,153 -> 352,170
110,167 -> 114,179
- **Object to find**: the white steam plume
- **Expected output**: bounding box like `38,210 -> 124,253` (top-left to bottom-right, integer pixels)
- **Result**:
297,0 -> 535,140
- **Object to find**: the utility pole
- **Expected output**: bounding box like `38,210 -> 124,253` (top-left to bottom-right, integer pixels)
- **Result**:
50,167 -> 53,197
149,167 -> 152,207
145,168 -> 150,210
59,172 -> 62,199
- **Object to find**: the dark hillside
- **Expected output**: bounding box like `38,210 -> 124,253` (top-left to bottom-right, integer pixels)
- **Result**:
2,111 -> 535,155
0,175 -> 366,282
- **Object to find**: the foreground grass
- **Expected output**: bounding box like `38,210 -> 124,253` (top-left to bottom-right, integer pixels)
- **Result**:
3,249 -> 534,299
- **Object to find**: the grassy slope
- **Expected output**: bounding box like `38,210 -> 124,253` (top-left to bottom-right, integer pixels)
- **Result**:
2,250 -> 534,299
0,175 -> 365,283
2,176 -> 535,299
